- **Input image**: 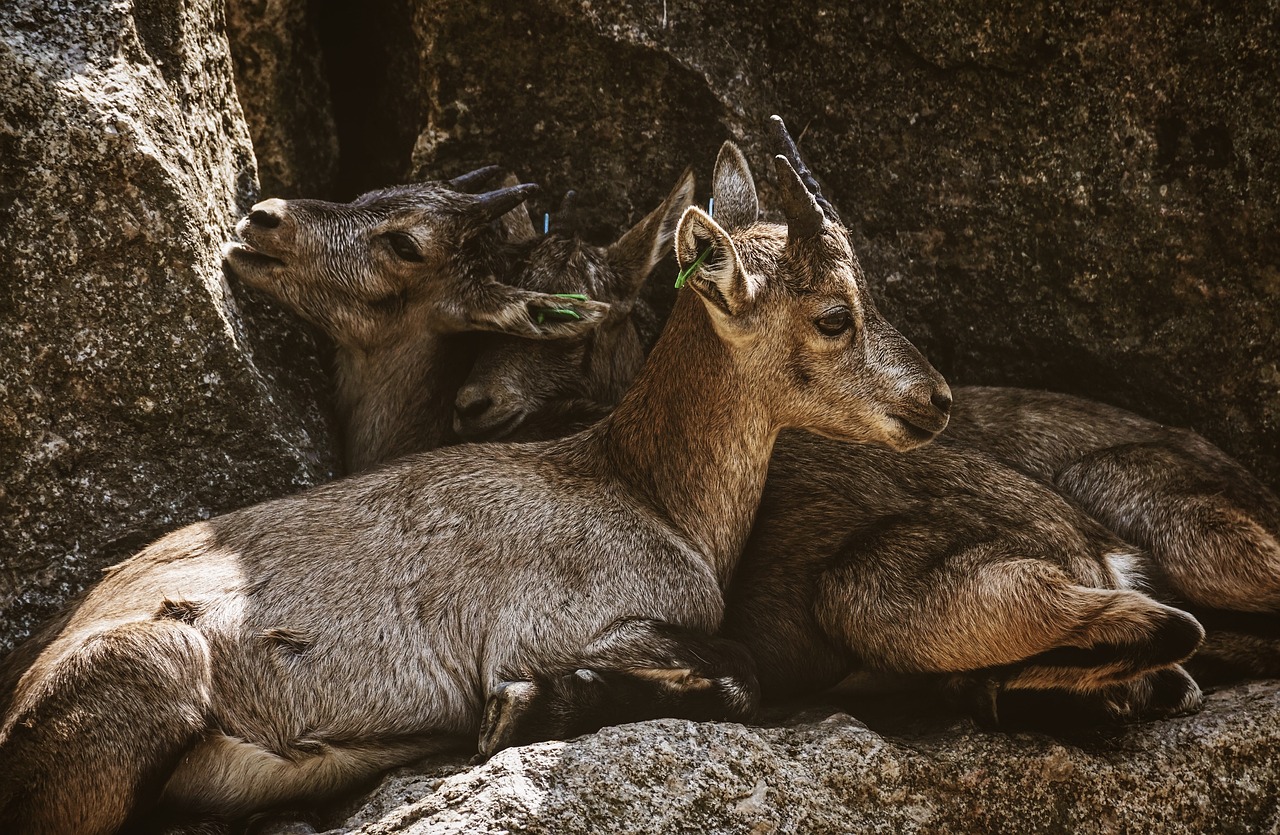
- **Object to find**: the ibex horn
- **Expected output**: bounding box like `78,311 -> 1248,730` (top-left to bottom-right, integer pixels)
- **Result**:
773,155 -> 825,240
551,189 -> 580,235
768,115 -> 841,225
448,165 -> 506,192
472,183 -> 541,221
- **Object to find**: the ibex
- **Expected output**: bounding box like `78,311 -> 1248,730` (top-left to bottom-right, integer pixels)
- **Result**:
0,130 -> 953,833
452,171 -> 694,442
223,167 -> 611,472
466,118 -> 1210,753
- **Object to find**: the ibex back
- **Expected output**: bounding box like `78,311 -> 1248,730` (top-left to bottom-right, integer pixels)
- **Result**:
0,134 -> 949,834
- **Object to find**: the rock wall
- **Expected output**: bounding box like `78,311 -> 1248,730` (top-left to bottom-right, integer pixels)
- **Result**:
0,0 -> 339,652
397,0 -> 1279,489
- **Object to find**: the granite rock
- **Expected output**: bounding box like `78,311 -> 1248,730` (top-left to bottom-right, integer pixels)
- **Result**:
0,0 -> 339,652
312,681 -> 1280,834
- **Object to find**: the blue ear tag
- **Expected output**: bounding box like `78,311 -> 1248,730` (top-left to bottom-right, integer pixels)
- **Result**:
544,213 -> 550,235
707,197 -> 714,217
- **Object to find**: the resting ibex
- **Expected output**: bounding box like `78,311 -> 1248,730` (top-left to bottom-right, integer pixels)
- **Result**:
0,131 -> 951,833
467,118 -> 1211,753
223,167 -> 611,472
452,171 -> 694,441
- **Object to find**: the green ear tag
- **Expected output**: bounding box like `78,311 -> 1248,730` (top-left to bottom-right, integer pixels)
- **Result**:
534,307 -> 585,324
675,247 -> 712,289
533,292 -> 591,324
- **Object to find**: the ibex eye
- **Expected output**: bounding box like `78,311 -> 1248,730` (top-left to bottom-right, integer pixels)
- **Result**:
815,307 -> 852,336
385,232 -> 424,262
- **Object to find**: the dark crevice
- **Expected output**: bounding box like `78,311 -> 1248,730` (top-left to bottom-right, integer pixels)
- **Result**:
311,0 -> 424,199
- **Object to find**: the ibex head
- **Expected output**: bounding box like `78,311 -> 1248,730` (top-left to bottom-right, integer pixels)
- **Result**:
672,117 -> 951,449
223,167 -> 609,351
453,169 -> 696,440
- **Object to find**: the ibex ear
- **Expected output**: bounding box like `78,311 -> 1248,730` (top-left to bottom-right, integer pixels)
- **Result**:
605,167 -> 695,308
463,284 -> 612,340
675,206 -> 756,318
491,172 -> 539,243
710,142 -> 758,231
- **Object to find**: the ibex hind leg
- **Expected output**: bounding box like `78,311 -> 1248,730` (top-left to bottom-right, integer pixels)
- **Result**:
998,587 -> 1204,692
990,666 -> 1203,734
0,620 -> 211,835
815,549 -> 1202,694
479,618 -> 760,757
1055,440 -> 1280,612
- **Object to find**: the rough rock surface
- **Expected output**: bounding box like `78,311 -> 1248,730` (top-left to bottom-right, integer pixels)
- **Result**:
400,0 -> 1279,490
0,0 -> 339,652
310,681 -> 1280,834
225,0 -> 339,199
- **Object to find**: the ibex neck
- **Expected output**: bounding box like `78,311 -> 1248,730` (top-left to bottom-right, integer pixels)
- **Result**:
334,333 -> 472,472
592,291 -> 776,588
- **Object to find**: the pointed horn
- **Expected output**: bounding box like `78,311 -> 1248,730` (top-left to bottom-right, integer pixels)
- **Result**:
768,115 -> 841,224
774,156 -> 824,240
471,183 -> 541,221
550,189 -> 580,235
448,164 -> 506,192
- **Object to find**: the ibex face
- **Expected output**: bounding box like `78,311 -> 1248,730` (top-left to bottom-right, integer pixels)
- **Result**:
454,170 -> 695,440
671,123 -> 950,450
223,171 -> 609,351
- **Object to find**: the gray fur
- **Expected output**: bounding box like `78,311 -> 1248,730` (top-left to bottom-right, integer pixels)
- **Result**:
0,141 -> 948,834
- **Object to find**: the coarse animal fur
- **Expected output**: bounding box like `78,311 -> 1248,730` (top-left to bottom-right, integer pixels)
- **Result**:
467,118 -> 1210,752
0,137 -> 950,834
223,168 -> 611,472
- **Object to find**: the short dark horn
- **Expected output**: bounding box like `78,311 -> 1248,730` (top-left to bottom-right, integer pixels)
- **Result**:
471,183 -> 541,221
550,189 -> 580,235
774,155 -> 824,240
448,165 -> 506,192
768,115 -> 841,224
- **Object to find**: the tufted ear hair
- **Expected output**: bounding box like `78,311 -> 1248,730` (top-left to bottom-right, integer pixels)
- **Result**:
674,206 -> 757,318
710,141 -> 759,231
605,167 -> 696,310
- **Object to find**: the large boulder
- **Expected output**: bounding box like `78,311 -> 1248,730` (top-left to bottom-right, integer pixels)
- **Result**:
398,0 -> 1279,490
0,0 -> 339,652
316,681 -> 1280,833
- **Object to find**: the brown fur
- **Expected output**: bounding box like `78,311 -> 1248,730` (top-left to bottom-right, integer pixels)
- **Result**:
223,172 -> 610,472
0,139 -> 948,833
462,123 -> 1210,744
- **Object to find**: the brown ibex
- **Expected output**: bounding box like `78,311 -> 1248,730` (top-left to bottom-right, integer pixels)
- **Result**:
0,133 -> 952,834
452,171 -> 695,441
467,118 -> 1210,753
223,168 -> 611,472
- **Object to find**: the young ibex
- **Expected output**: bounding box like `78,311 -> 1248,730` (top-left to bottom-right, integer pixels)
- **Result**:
0,130 -> 952,833
223,167 -> 610,472
452,171 -> 694,442
467,118 -> 1209,753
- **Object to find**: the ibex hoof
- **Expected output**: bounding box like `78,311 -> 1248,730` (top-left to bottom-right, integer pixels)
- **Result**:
477,680 -> 540,758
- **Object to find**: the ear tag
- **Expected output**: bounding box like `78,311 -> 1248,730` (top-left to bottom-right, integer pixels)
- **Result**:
532,293 -> 590,324
544,213 -> 551,235
707,197 -> 714,217
674,246 -> 712,289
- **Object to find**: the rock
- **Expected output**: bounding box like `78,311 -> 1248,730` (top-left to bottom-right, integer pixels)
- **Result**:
0,0 -> 339,652
225,0 -> 339,198
317,681 -> 1280,833
393,0 -> 1279,491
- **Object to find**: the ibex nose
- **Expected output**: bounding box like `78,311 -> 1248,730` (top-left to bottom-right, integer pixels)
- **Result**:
246,198 -> 288,229
931,389 -> 953,415
455,388 -> 494,420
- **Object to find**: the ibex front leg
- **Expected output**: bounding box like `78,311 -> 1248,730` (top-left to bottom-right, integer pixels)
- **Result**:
478,618 -> 759,757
